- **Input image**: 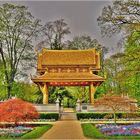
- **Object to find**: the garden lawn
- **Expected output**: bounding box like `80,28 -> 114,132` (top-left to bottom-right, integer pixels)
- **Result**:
81,123 -> 105,139
20,124 -> 52,139
81,123 -> 140,139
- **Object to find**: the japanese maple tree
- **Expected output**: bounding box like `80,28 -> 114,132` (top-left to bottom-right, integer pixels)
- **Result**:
94,95 -> 137,123
0,99 -> 39,125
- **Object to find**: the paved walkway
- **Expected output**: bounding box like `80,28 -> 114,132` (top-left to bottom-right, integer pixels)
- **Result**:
39,108 -> 87,139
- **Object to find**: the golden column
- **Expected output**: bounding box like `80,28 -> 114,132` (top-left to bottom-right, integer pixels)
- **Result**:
39,83 -> 49,105
89,82 -> 96,104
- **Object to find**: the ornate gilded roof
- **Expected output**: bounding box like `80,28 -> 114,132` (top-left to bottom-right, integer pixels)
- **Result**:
32,72 -> 105,83
37,48 -> 99,67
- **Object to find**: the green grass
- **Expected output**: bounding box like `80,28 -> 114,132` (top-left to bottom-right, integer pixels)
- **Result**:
81,123 -> 105,139
81,123 -> 140,139
20,124 -> 52,139
0,125 -> 52,139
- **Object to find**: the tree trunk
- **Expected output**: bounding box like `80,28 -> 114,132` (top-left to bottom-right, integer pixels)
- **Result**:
7,72 -> 15,99
7,85 -> 11,99
67,98 -> 70,108
59,99 -> 61,107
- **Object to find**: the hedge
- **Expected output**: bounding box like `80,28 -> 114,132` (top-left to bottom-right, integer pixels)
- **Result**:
77,112 -> 140,120
39,112 -> 59,120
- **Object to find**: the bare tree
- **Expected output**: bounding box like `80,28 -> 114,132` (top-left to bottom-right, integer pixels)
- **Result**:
97,0 -> 140,37
37,19 -> 71,50
67,35 -> 102,50
0,3 -> 41,98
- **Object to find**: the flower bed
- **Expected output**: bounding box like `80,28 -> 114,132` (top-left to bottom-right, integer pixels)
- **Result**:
96,123 -> 140,136
0,125 -> 34,137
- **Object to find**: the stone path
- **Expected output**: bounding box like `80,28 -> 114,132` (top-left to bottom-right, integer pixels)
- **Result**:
39,108 -> 87,139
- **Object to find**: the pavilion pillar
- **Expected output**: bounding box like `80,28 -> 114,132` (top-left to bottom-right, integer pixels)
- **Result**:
39,83 -> 49,105
89,82 -> 96,104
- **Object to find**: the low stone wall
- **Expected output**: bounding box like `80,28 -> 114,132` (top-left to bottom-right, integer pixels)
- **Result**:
77,103 -> 130,112
34,104 -> 59,112
0,99 -> 61,113
81,104 -> 113,112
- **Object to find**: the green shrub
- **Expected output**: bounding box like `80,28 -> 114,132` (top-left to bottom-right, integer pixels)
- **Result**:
21,124 -> 52,139
39,112 -> 59,120
77,112 -> 107,120
115,112 -> 140,119
77,112 -> 140,120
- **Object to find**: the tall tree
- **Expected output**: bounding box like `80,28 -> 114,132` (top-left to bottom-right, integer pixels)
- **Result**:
97,0 -> 140,37
49,87 -> 72,106
119,33 -> 140,101
0,3 -> 41,98
66,86 -> 89,103
97,0 -> 140,100
67,35 -> 102,50
37,19 -> 71,50
12,82 -> 40,103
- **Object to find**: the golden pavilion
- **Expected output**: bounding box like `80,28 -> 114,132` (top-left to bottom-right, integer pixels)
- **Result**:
31,48 -> 105,104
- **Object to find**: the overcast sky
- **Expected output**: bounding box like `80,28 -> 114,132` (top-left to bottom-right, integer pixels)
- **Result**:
0,1 -> 121,55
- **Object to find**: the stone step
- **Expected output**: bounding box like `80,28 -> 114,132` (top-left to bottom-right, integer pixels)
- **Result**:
60,112 -> 77,120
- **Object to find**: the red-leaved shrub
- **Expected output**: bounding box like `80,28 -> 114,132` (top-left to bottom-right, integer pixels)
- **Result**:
0,99 -> 39,124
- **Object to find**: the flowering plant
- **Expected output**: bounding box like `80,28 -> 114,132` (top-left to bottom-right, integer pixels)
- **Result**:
96,123 -> 140,136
